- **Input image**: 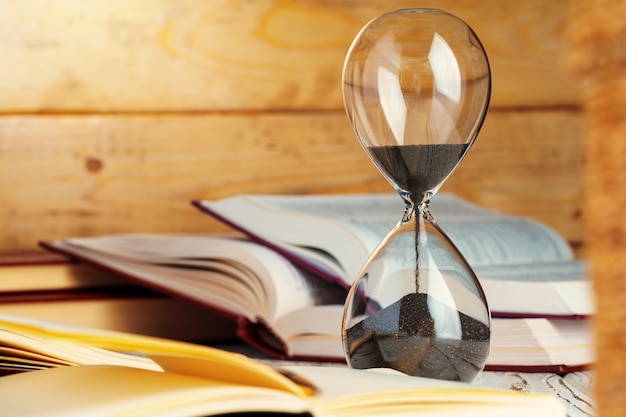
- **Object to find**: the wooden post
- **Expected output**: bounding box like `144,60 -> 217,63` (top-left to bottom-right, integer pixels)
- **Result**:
567,1 -> 626,416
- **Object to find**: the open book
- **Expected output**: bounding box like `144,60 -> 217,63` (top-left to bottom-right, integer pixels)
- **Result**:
0,314 -> 566,417
42,217 -> 594,371
193,193 -> 592,319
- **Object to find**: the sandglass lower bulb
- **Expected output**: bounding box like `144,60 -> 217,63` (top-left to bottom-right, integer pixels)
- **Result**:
342,198 -> 490,382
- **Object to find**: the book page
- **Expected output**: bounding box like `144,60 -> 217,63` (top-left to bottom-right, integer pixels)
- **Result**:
0,316 -> 162,371
0,362 -> 566,417
54,235 -> 345,323
0,314 -> 307,396
199,193 -> 575,288
282,365 -> 567,417
488,319 -> 593,368
475,260 -> 593,316
0,365 -> 310,417
437,217 -> 573,266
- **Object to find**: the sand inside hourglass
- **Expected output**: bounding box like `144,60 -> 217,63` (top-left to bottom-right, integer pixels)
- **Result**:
366,143 -> 469,204
344,142 -> 490,381
344,293 -> 490,381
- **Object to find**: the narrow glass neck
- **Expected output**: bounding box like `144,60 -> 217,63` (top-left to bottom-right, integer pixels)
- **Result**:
401,199 -> 433,224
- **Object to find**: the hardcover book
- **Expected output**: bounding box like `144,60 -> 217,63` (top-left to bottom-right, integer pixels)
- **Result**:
41,193 -> 594,372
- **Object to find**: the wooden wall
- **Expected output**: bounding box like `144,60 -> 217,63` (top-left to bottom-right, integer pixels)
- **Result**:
0,0 -> 584,253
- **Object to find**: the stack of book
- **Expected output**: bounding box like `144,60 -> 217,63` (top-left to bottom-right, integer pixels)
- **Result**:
0,249 -> 236,343
40,193 -> 594,374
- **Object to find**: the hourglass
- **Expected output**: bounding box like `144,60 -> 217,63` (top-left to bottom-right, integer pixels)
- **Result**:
341,9 -> 492,382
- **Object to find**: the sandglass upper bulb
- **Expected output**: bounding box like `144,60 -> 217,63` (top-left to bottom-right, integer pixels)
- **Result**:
342,8 -> 490,204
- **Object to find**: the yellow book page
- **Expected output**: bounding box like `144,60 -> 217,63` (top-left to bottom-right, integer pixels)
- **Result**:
0,364 -> 309,417
0,345 -> 73,366
0,361 -> 566,417
0,327 -> 161,370
0,314 -> 306,396
284,366 -> 566,417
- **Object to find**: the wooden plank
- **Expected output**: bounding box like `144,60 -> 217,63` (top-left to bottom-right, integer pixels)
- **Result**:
0,110 -> 583,251
0,0 -> 578,112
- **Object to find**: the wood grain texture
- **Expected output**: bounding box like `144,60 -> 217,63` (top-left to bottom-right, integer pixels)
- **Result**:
0,0 -> 585,253
568,1 -> 626,416
0,110 -> 583,251
0,0 -> 578,112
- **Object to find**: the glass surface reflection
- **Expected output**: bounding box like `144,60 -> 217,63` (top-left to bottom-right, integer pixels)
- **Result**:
341,9 -> 492,382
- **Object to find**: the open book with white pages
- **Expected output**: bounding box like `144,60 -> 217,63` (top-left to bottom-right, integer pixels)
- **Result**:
42,193 -> 594,372
192,193 -> 591,318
